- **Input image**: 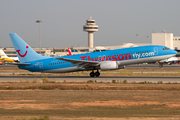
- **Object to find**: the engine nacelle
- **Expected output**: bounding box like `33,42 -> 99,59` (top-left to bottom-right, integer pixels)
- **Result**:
100,61 -> 125,71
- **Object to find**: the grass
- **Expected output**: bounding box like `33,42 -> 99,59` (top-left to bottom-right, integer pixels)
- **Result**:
15,115 -> 49,120
0,89 -> 180,119
1,106 -> 180,118
1,82 -> 180,90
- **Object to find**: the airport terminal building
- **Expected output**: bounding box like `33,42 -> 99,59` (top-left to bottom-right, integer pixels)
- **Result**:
152,33 -> 180,50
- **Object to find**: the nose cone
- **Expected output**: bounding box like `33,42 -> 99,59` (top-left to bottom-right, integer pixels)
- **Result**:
172,50 -> 178,55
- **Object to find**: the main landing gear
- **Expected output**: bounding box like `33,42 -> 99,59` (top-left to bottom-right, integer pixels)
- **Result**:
90,70 -> 100,77
159,62 -> 163,68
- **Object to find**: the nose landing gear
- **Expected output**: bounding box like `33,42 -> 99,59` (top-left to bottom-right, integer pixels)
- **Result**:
90,70 -> 100,77
159,62 -> 163,68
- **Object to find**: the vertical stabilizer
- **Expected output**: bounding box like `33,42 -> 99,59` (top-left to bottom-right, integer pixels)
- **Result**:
0,49 -> 8,57
68,47 -> 72,55
9,33 -> 49,63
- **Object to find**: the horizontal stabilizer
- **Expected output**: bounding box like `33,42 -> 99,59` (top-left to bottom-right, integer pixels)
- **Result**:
6,62 -> 30,66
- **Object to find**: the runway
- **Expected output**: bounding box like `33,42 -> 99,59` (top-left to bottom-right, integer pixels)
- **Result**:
126,64 -> 180,69
0,76 -> 179,83
1,63 -> 180,69
0,64 -> 180,83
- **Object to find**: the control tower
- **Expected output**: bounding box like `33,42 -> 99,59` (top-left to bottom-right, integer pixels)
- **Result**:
83,17 -> 98,48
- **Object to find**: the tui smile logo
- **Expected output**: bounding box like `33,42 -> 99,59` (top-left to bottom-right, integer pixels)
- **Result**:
16,46 -> 28,57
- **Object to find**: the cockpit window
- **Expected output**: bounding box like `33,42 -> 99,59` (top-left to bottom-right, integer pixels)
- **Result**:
163,47 -> 170,50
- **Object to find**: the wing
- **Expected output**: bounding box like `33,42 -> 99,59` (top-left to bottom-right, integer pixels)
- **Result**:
56,57 -> 100,68
6,62 -> 30,66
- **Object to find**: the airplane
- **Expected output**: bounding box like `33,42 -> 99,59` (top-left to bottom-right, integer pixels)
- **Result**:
9,33 -> 177,77
0,49 -> 19,62
159,56 -> 178,67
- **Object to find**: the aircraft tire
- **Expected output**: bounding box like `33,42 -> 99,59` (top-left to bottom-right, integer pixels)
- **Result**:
95,71 -> 100,77
90,72 -> 95,77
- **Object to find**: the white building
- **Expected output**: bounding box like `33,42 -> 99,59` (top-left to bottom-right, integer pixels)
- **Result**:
173,36 -> 180,50
152,32 -> 180,50
152,33 -> 173,49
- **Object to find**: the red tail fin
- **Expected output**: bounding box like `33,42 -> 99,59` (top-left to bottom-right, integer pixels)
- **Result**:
68,47 -> 72,55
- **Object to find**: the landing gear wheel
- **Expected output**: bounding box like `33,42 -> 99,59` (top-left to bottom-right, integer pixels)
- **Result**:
90,72 -> 95,77
159,63 -> 163,68
95,71 -> 100,77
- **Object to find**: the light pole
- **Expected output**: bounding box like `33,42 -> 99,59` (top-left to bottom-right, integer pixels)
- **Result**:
136,34 -> 138,43
36,20 -> 43,54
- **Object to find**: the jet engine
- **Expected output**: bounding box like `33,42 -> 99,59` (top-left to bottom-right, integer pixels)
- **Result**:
100,61 -> 125,71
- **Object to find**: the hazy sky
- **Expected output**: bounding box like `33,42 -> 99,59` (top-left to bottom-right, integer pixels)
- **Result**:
1,0 -> 180,48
